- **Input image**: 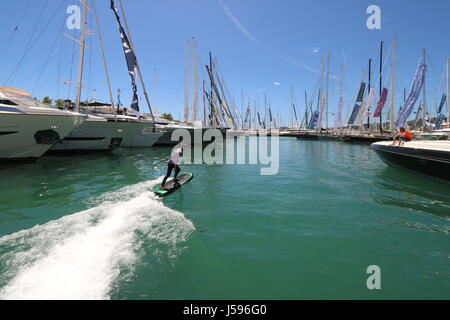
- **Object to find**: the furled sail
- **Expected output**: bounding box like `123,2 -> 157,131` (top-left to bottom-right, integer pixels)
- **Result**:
357,88 -> 376,126
395,63 -> 426,128
315,94 -> 326,130
110,0 -> 140,116
334,96 -> 343,130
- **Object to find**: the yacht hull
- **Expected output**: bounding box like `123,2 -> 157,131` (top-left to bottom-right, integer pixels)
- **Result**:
50,118 -> 147,152
0,113 -> 85,160
371,141 -> 450,181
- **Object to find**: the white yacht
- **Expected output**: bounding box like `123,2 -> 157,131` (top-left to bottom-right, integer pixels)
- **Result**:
371,140 -> 450,182
93,111 -> 163,148
50,112 -> 158,152
0,87 -> 87,161
416,128 -> 450,141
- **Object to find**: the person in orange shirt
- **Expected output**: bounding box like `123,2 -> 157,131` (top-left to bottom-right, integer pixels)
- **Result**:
391,127 -> 413,146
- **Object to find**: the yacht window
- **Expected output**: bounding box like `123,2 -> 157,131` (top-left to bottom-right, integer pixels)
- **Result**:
0,100 -> 18,106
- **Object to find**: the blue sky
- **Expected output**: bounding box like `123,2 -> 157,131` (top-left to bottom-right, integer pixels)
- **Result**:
1,0 -> 449,125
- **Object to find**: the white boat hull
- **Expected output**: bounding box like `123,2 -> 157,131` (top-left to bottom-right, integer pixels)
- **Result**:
51,118 -> 148,151
0,113 -> 85,160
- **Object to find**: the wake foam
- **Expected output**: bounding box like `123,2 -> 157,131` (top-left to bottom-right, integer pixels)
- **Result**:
0,178 -> 194,300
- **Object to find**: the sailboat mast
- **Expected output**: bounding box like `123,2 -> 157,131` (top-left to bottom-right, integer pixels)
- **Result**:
192,38 -> 198,123
390,38 -> 396,134
203,80 -> 206,126
367,58 -> 371,129
154,69 -> 159,116
447,57 -> 449,128
75,0 -> 88,113
185,40 -> 189,123
379,40 -> 383,133
92,0 -> 114,114
422,49 -> 427,131
319,56 -> 324,131
326,52 -> 330,133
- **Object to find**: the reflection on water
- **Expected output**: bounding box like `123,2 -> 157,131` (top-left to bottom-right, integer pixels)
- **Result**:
374,166 -> 450,218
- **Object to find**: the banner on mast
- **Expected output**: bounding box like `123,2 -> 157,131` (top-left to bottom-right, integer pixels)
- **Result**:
373,87 -> 388,117
395,63 -> 426,128
356,83 -> 366,102
308,111 -> 319,129
110,0 -> 140,117
438,94 -> 446,114
435,114 -> 445,130
348,104 -> 361,125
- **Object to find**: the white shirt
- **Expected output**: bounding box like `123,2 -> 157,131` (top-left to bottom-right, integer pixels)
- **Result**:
168,148 -> 182,165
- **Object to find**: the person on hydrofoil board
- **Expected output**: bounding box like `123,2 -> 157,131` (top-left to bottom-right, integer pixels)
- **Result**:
160,146 -> 184,190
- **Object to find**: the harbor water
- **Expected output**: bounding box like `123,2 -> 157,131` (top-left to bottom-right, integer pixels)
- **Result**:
0,137 -> 448,299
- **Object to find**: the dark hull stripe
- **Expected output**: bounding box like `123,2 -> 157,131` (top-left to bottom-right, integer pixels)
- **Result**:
0,131 -> 18,136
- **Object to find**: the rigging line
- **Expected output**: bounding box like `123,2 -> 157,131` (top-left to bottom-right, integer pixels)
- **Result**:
5,0 -> 49,84
32,14 -> 68,96
0,0 -> 33,63
7,0 -> 67,85
15,38 -> 74,88
67,26 -> 78,100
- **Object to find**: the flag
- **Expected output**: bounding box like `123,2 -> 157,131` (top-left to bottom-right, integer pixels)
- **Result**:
110,0 -> 139,116
395,63 -> 426,128
373,87 -> 388,117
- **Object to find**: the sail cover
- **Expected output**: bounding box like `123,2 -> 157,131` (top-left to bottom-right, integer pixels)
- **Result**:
373,87 -> 388,117
110,0 -> 139,115
395,63 -> 426,128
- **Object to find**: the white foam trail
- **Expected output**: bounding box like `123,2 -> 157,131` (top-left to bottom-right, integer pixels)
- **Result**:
0,179 -> 194,300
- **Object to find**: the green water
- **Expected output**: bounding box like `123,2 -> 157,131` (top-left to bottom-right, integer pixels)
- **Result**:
0,138 -> 449,299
